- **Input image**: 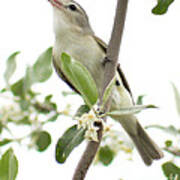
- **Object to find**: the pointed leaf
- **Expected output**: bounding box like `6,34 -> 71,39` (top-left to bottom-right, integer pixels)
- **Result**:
45,94 -> 53,102
11,48 -> 53,97
62,91 -> 77,97
33,47 -> 53,83
46,114 -> 59,123
0,148 -> 18,180
15,116 -> 31,125
11,79 -> 24,97
10,77 -> 32,98
33,102 -> 56,114
60,53 -> 98,107
0,88 -> 7,93
75,105 -> 90,117
152,0 -> 174,15
162,162 -> 180,179
107,105 -> 157,117
23,66 -> 34,93
4,51 -> 20,83
0,139 -> 12,147
145,125 -> 180,136
56,125 -> 85,163
172,83 -> 180,116
136,95 -> 145,105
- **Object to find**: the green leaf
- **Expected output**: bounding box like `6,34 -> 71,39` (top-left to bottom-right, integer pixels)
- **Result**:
136,95 -> 145,105
28,90 -> 40,98
145,125 -> 180,136
98,146 -> 115,166
0,88 -> 7,93
107,105 -> 157,117
162,162 -> 180,180
35,131 -> 52,152
33,101 -> 57,114
19,99 -> 30,111
165,140 -> 173,148
11,48 -> 53,97
56,125 -> 85,163
0,148 -> 18,180
102,77 -> 115,106
172,83 -> 180,116
0,139 -> 12,147
10,75 -> 33,100
33,104 -> 50,114
44,95 -> 57,111
46,114 -> 59,123
45,94 -> 53,102
23,66 -> 34,94
11,79 -> 24,97
60,53 -> 98,107
4,51 -> 20,83
75,105 -> 90,117
62,91 -> 77,97
33,47 -> 53,83
152,0 -> 174,15
0,122 -> 3,134
16,116 -> 31,125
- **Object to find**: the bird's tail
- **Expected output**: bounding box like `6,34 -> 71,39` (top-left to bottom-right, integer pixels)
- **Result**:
118,116 -> 164,165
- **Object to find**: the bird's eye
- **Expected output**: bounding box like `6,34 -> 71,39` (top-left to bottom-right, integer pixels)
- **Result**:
68,4 -> 77,11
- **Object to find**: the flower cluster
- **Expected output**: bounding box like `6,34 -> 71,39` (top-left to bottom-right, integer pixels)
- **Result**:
103,130 -> 133,154
76,109 -> 111,142
0,103 -> 27,124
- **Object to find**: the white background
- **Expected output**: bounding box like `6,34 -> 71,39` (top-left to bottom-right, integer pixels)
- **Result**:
0,0 -> 180,179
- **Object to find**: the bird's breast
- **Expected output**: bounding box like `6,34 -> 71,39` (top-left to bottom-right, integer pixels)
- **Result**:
53,34 -> 105,92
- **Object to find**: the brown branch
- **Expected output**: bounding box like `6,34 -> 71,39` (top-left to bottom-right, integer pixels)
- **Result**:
72,0 -> 129,179
72,123 -> 103,180
101,0 -> 129,96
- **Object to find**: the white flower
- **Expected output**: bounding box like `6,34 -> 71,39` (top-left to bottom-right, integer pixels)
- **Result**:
0,103 -> 27,123
61,104 -> 71,116
85,127 -> 99,142
76,114 -> 88,129
76,109 -> 98,129
103,123 -> 113,134
76,107 -> 113,142
102,129 -> 133,154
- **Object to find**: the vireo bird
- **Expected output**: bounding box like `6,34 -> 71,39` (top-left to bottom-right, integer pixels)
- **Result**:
49,0 -> 163,165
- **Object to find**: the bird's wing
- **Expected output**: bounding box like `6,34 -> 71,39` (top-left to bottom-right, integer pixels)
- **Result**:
93,35 -> 134,100
53,35 -> 134,102
93,36 -> 107,53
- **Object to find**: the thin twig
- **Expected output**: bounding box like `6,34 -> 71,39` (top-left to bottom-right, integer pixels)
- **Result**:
72,0 -> 129,179
164,147 -> 180,157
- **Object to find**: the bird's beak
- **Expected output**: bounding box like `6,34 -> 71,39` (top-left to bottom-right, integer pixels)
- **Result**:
48,0 -> 64,10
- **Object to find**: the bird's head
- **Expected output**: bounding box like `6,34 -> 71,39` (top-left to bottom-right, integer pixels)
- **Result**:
49,0 -> 93,35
